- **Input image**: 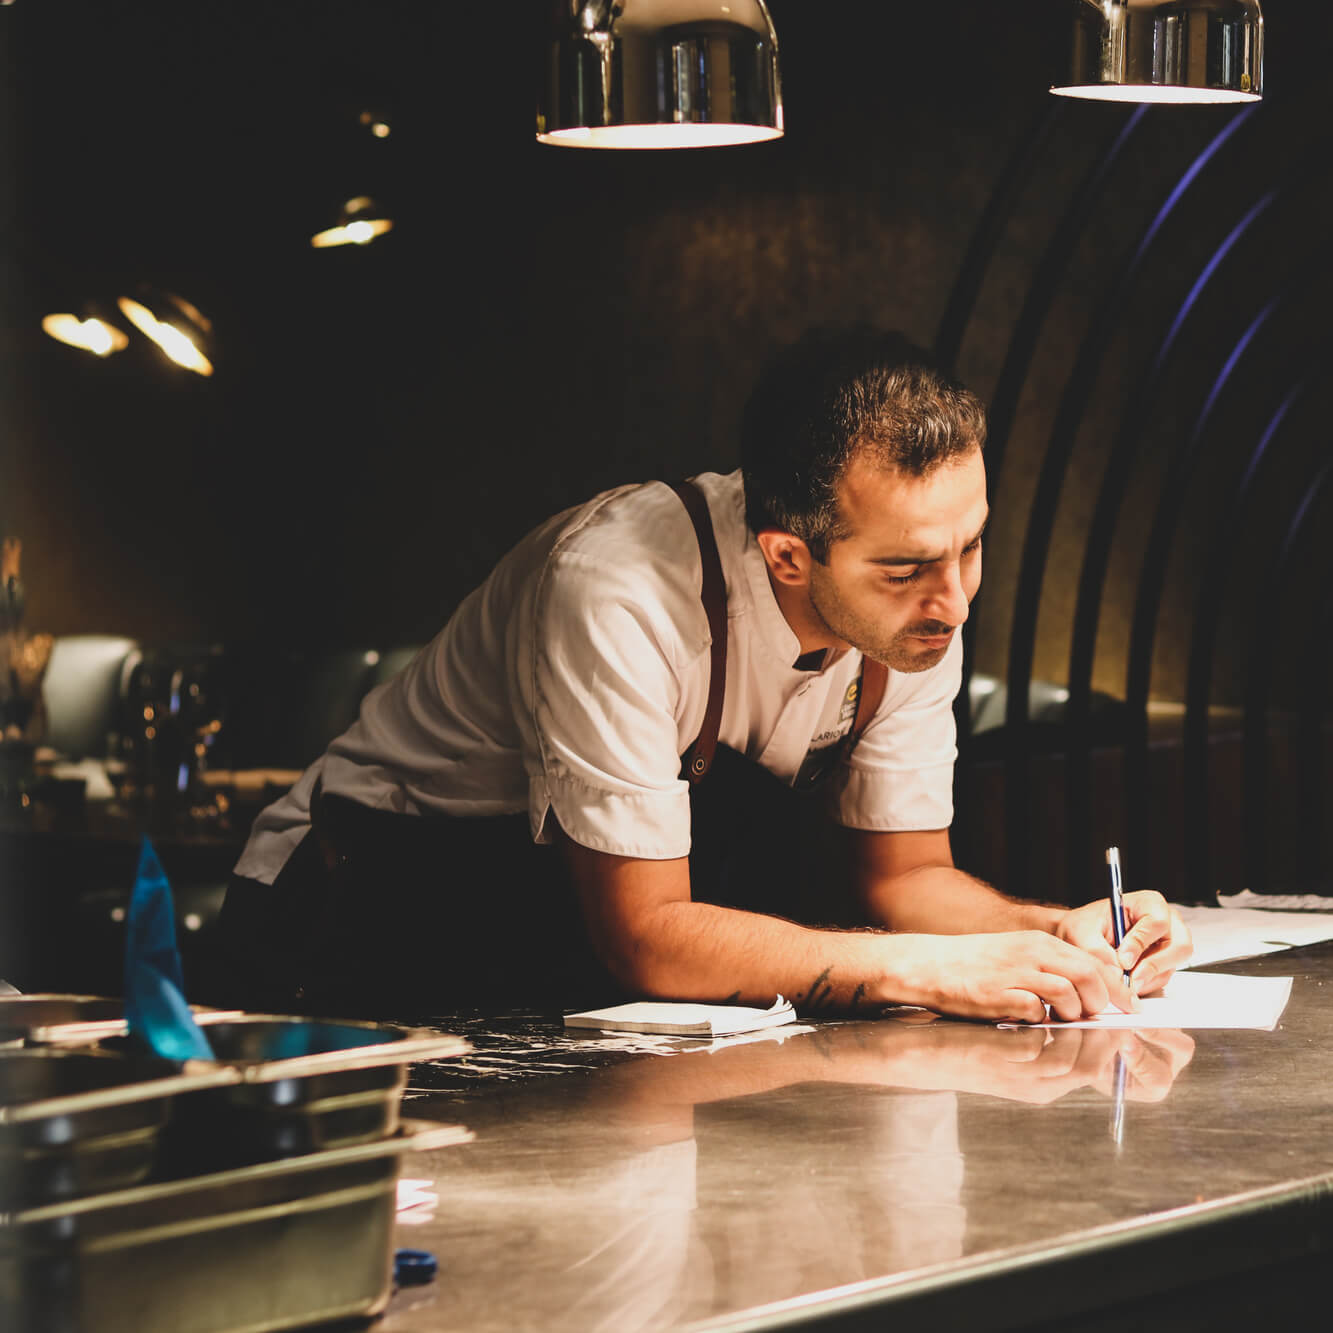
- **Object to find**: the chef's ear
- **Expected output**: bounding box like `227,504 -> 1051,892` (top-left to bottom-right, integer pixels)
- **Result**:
755,529 -> 813,587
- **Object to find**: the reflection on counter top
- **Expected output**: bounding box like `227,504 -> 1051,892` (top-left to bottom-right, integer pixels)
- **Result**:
381,946 -> 1333,1332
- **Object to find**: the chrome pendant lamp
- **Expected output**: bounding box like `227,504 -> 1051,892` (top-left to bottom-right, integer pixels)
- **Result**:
536,0 -> 783,148
1052,0 -> 1263,104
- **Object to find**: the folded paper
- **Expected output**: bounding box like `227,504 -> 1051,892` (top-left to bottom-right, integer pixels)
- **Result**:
564,995 -> 797,1037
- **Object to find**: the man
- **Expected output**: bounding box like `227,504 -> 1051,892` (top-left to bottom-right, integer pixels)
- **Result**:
215,329 -> 1190,1019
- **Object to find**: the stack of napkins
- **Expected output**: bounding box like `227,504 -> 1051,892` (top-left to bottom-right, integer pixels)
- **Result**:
564,995 -> 796,1036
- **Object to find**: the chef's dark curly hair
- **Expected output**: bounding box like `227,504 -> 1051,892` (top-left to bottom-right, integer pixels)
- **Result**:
740,327 -> 987,562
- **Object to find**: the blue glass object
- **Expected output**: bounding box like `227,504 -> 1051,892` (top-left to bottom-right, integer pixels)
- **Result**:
123,835 -> 215,1061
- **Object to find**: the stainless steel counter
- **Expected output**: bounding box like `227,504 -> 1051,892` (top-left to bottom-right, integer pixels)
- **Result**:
377,946 -> 1333,1331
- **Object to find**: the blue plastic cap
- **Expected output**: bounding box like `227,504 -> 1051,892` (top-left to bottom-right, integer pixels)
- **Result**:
394,1248 -> 438,1286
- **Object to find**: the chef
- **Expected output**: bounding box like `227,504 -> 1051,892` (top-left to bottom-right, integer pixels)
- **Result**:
214,328 -> 1190,1018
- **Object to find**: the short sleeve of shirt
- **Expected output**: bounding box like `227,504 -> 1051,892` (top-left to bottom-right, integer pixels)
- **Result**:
835,636 -> 961,832
528,547 -> 705,860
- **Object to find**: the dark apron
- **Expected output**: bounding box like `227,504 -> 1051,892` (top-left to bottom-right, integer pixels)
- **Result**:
209,483 -> 885,1019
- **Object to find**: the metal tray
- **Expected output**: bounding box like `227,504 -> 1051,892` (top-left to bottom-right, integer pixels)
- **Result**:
1,1119 -> 473,1333
4,1017 -> 470,1186
0,994 -> 246,1046
0,1049 -> 242,1210
96,1014 -> 471,1082
104,1015 -> 471,1172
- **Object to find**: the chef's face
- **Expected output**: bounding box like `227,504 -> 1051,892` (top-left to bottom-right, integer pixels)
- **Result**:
807,445 -> 987,673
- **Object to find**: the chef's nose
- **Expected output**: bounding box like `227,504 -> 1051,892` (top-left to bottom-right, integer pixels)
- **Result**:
924,561 -> 970,627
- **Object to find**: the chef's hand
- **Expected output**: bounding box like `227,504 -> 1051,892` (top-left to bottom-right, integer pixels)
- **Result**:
1056,891 -> 1193,996
898,930 -> 1136,1023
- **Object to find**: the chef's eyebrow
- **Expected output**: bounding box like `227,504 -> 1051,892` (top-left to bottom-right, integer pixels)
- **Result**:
867,515 -> 989,567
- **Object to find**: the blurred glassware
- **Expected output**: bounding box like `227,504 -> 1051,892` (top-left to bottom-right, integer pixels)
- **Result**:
120,649 -> 228,829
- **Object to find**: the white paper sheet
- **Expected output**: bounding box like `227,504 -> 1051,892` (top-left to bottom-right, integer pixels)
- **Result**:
1024,971 -> 1293,1031
1219,890 -> 1333,912
1176,904 -> 1333,969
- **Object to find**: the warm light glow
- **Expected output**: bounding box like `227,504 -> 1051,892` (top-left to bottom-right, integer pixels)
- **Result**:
117,297 -> 215,376
1051,85 -> 1261,104
41,314 -> 129,356
371,122 -> 390,138
537,123 -> 784,149
309,216 -> 394,248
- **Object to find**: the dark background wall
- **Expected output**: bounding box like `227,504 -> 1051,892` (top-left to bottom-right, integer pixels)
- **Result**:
2,1 -> 1330,900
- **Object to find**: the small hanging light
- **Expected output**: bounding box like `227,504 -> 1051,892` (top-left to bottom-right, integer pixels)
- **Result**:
41,307 -> 130,358
117,288 -> 215,377
310,195 -> 394,249
1052,0 -> 1263,104
537,0 -> 783,149
358,108 -> 392,140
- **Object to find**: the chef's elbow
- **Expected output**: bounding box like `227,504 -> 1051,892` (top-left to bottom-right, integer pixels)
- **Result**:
586,906 -> 687,999
556,827 -> 697,996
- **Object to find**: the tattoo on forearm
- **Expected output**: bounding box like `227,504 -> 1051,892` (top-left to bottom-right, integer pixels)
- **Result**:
799,965 -> 836,1013
795,970 -> 867,1016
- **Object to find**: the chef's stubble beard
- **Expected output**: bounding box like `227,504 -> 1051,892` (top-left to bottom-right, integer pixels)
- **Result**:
806,569 -> 954,674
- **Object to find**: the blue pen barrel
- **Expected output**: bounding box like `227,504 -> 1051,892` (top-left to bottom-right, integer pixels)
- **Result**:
1106,846 -> 1132,985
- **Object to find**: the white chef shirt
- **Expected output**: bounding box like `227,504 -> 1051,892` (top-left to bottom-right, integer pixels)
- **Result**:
234,470 -> 960,885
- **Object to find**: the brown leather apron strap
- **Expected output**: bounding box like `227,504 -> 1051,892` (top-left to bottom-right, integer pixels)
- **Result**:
669,480 -> 727,784
308,776 -> 348,872
845,657 -> 887,757
670,479 -> 888,785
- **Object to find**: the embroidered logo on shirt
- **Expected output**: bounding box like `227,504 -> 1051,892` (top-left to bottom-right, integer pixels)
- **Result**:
838,679 -> 859,725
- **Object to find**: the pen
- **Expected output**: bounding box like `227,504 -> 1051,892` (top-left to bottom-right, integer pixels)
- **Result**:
1105,846 -> 1132,987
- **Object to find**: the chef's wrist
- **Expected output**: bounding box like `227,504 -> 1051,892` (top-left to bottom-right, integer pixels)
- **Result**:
1020,902 -> 1068,936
